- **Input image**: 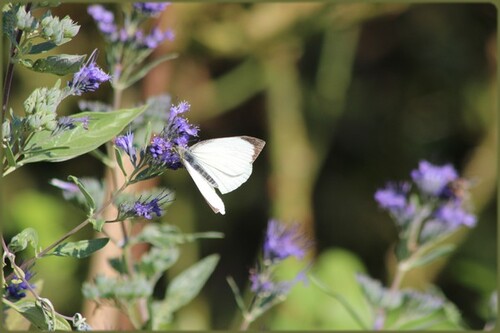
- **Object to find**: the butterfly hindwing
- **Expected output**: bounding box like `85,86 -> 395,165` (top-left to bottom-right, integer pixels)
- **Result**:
183,160 -> 226,214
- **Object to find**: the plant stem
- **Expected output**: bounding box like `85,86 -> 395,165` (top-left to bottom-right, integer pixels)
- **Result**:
2,3 -> 32,122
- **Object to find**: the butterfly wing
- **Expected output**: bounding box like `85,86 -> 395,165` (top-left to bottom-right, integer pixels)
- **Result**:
189,136 -> 265,194
183,159 -> 226,214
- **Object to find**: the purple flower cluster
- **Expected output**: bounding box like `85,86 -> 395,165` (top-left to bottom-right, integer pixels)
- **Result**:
411,161 -> 458,197
87,4 -> 174,49
68,59 -> 110,96
263,220 -> 306,262
115,132 -> 137,166
133,2 -> 170,16
435,202 -> 476,228
147,101 -> 198,169
87,5 -> 116,36
374,182 -> 415,225
375,160 -> 476,237
121,191 -> 171,220
6,270 -> 35,301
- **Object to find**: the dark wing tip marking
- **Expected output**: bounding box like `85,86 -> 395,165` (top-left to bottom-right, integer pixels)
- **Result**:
241,136 -> 266,161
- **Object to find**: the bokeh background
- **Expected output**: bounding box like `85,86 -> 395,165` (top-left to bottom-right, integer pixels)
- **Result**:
2,2 -> 497,330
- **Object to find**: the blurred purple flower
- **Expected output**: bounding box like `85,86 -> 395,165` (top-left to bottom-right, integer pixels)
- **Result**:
263,220 -> 306,262
374,182 -> 415,224
435,202 -> 476,228
87,5 -> 117,36
133,2 -> 170,16
6,270 -> 35,301
411,160 -> 458,197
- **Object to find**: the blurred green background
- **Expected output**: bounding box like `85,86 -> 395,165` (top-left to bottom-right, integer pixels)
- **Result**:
2,2 -> 497,330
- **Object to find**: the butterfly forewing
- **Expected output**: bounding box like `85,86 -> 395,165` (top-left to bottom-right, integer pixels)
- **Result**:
189,136 -> 265,194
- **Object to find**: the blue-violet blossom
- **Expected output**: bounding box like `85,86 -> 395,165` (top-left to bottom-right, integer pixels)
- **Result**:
115,131 -> 137,166
6,270 -> 35,301
411,160 -> 458,197
87,5 -> 117,36
147,101 -> 198,169
435,202 -> 476,228
374,182 -> 415,224
263,220 -> 306,262
133,2 -> 170,16
68,59 -> 110,96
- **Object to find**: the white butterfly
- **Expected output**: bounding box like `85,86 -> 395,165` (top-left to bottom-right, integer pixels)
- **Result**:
177,136 -> 265,215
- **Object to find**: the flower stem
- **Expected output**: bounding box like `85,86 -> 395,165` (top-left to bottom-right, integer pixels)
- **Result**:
2,3 -> 32,122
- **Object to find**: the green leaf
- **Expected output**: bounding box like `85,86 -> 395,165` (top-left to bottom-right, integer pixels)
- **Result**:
8,228 -> 38,253
164,254 -> 219,313
114,147 -> 127,177
48,238 -> 109,259
121,53 -> 178,89
31,54 -> 85,76
89,218 -> 105,232
130,224 -> 223,248
82,274 -> 153,300
67,175 -> 96,212
136,246 -> 180,280
4,141 -> 17,167
407,244 -> 456,270
28,41 -> 58,54
3,299 -> 71,331
21,106 -> 147,164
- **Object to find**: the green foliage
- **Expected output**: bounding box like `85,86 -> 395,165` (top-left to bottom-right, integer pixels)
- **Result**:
82,275 -> 153,301
3,298 -> 72,331
356,274 -> 464,330
67,175 -> 96,215
8,228 -> 39,254
21,106 -> 147,164
152,254 -> 220,329
48,238 -> 109,259
31,54 -> 85,76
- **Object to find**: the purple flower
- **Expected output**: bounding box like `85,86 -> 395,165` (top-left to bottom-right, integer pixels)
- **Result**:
249,269 -> 274,294
374,182 -> 416,224
68,55 -> 111,95
142,27 -> 174,48
87,5 -> 117,36
50,178 -> 79,193
146,101 -> 198,170
133,2 -> 170,16
115,132 -> 137,166
263,220 -> 306,262
435,202 -> 476,228
6,270 -> 35,301
123,191 -> 171,220
149,136 -> 182,169
54,116 -> 89,134
411,161 -> 458,197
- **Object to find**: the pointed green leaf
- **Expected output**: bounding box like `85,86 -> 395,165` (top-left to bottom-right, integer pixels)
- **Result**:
4,141 -> 17,167
164,254 -> 219,313
8,228 -> 38,253
89,218 -> 105,232
114,147 -> 127,177
29,41 -> 58,54
48,238 -> 109,259
21,106 -> 147,164
67,175 -> 96,212
122,53 -> 178,89
31,54 -> 85,76
3,299 -> 71,331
